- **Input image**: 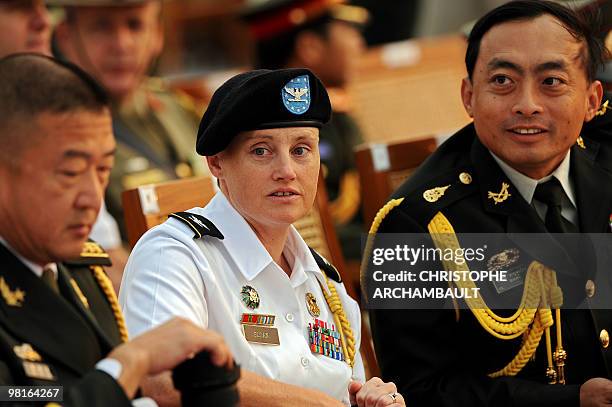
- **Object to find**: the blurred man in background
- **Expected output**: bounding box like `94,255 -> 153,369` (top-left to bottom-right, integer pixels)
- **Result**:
0,0 -> 126,291
53,0 -> 207,244
0,0 -> 51,57
244,0 -> 368,261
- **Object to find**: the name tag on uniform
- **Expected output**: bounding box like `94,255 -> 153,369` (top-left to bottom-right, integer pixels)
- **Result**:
487,249 -> 526,294
242,324 -> 280,345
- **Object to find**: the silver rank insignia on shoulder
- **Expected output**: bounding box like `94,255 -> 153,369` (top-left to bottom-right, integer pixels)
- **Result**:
0,277 -> 25,307
423,185 -> 450,203
305,292 -> 320,317
282,75 -> 311,115
488,182 -> 511,205
189,215 -> 208,231
241,285 -> 260,310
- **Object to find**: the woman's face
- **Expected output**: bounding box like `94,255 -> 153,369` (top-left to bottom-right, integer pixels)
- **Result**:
208,127 -> 320,231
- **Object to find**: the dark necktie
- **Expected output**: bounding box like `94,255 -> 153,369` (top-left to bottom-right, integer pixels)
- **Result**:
41,266 -> 60,294
533,178 -> 578,233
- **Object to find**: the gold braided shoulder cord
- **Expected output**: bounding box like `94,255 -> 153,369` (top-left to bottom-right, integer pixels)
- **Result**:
360,198 -> 405,294
90,266 -> 130,343
427,211 -> 565,381
319,275 -> 356,368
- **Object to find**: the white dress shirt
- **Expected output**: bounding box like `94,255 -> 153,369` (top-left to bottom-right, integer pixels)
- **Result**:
90,201 -> 122,250
491,151 -> 577,225
119,192 -> 365,405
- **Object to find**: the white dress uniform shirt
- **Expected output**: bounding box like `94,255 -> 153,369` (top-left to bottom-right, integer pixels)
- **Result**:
119,192 -> 365,405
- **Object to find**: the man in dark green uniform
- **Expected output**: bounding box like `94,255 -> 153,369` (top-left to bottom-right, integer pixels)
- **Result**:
52,0 -> 206,240
244,0 -> 368,260
0,54 -> 233,406
366,1 -> 612,406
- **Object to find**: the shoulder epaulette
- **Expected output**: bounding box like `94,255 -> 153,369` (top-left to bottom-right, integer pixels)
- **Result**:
168,212 -> 224,240
397,167 -> 477,223
309,248 -> 342,283
64,240 -> 112,267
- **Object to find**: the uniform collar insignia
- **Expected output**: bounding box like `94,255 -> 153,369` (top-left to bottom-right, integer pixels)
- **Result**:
488,182 -> 511,205
595,99 -> 609,117
0,277 -> 25,307
282,75 -> 311,115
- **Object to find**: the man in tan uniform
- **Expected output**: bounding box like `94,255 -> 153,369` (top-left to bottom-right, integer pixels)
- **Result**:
52,0 -> 205,241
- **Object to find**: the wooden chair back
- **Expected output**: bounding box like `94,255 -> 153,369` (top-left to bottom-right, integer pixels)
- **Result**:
122,176 -> 217,247
355,137 -> 438,227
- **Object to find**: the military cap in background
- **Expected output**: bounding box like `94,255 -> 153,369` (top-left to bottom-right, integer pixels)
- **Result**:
196,68 -> 331,156
46,0 -> 154,6
242,0 -> 369,41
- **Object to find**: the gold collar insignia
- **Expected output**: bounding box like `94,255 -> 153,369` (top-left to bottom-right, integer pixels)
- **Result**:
0,277 -> 25,307
488,182 -> 511,205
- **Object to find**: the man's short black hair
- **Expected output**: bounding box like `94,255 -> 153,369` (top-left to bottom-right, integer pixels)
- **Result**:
465,0 -> 610,82
0,53 -> 108,124
0,54 -> 109,163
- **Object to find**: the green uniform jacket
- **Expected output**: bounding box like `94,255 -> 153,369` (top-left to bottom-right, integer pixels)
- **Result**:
108,79 -> 205,240
369,119 -> 612,407
0,242 -> 129,406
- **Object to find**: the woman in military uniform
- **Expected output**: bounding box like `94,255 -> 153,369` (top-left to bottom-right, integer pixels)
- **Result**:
119,69 -> 405,407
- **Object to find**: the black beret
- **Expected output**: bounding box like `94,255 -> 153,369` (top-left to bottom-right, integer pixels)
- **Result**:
196,68 -> 331,156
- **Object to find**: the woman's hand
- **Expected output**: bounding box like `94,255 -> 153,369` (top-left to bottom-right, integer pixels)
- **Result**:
348,377 -> 405,407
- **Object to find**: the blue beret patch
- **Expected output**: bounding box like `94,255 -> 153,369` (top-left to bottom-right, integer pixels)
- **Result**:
282,75 -> 311,115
